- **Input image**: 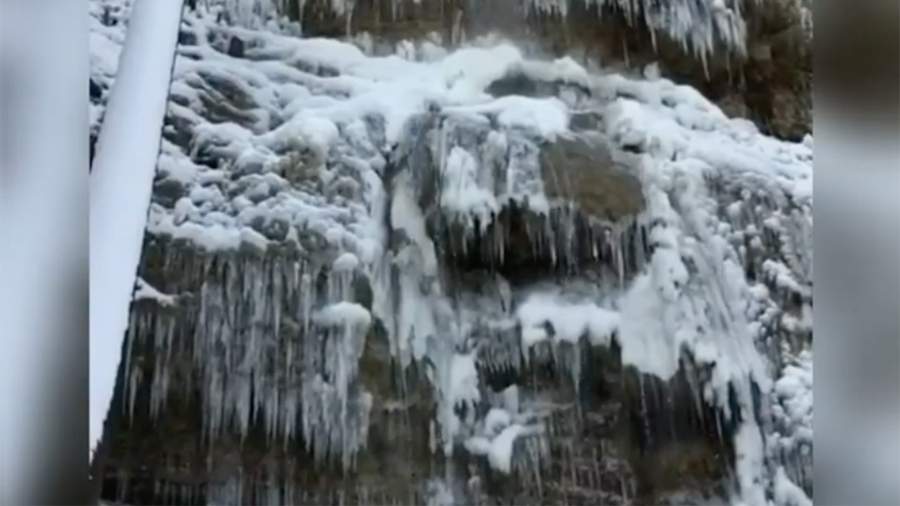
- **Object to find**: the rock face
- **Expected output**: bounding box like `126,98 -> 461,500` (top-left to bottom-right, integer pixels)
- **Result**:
90,1 -> 812,505
539,135 -> 644,221
280,0 -> 812,140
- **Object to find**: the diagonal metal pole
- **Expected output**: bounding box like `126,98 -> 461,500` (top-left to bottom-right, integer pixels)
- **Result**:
88,0 -> 185,499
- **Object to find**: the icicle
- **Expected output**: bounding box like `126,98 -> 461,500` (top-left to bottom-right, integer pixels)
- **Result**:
345,0 -> 355,37
122,314 -> 138,418
701,48 -> 710,81
451,8 -> 464,46
614,228 -> 625,288
128,366 -> 141,423
638,374 -> 652,450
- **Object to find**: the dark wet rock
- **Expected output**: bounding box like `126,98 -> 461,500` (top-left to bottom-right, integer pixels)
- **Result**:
570,110 -> 603,131
162,113 -> 195,152
152,178 -> 186,208
178,29 -> 198,46
169,93 -> 191,109
192,70 -> 265,129
227,36 -> 245,58
290,0 -> 811,139
90,79 -> 103,100
487,72 -> 559,99
89,133 -> 97,168
101,6 -> 114,26
249,215 -> 290,242
540,134 -> 645,221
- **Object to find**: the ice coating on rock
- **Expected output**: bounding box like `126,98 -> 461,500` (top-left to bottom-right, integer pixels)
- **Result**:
526,0 -> 751,62
132,278 -> 177,307
517,292 -> 620,348
92,1 -> 813,503
211,0 -> 755,66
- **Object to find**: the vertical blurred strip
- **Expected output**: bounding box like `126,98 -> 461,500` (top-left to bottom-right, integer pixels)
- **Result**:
815,0 -> 900,504
89,0 -> 184,465
0,0 -> 89,503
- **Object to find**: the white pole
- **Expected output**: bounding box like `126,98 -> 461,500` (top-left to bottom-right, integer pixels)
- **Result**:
89,0 -> 184,458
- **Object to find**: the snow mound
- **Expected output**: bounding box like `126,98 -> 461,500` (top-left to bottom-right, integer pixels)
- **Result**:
517,292 -> 620,348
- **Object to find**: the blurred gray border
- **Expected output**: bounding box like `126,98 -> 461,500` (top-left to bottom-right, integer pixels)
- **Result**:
815,0 -> 900,504
1,0 -> 90,503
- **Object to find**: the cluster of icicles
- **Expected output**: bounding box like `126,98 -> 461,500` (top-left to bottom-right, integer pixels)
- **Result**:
116,30 -> 811,506
126,250 -> 374,471
218,0 -> 752,64
526,0 -> 751,63
126,115 -> 811,500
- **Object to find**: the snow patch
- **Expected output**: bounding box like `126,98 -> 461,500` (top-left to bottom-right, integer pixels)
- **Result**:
133,278 -> 176,307
517,292 -> 620,348
315,302 -> 372,329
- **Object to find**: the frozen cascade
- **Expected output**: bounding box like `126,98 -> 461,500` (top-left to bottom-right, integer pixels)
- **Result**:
123,246 -> 374,469
92,1 -> 812,504
212,0 -> 757,63
525,0 -> 752,61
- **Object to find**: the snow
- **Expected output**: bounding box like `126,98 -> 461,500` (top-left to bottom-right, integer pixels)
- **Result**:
90,0 -> 813,496
89,0 -> 184,456
182,39 -> 538,145
488,424 -> 528,473
148,211 -> 273,252
132,278 -> 176,306
517,56 -> 591,88
315,302 -> 372,329
438,44 -> 524,102
597,67 -> 812,505
608,87 -> 802,402
733,420 -> 767,506
440,146 -> 499,229
772,350 -> 813,452
526,0 -> 750,63
332,252 -> 360,272
260,113 -> 339,154
215,0 -> 754,64
483,408 -> 513,437
773,466 -> 813,506
390,172 -> 439,276
463,435 -> 493,456
617,273 -> 684,379
465,422 -> 544,474
157,143 -> 200,183
449,353 -> 481,407
433,351 -> 483,456
497,96 -> 568,137
517,292 -> 620,348
774,361 -> 812,432
762,259 -> 810,298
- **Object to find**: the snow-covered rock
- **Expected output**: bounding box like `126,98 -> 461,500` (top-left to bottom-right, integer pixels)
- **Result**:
90,1 -> 813,504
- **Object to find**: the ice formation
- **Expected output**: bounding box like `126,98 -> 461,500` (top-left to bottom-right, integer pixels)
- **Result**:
91,0 -> 812,504
526,0 -> 751,63
89,0 -> 184,457
517,292 -> 620,348
207,0 -> 758,64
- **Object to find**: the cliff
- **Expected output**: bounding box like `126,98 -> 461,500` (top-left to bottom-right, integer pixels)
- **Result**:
90,1 -> 813,504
